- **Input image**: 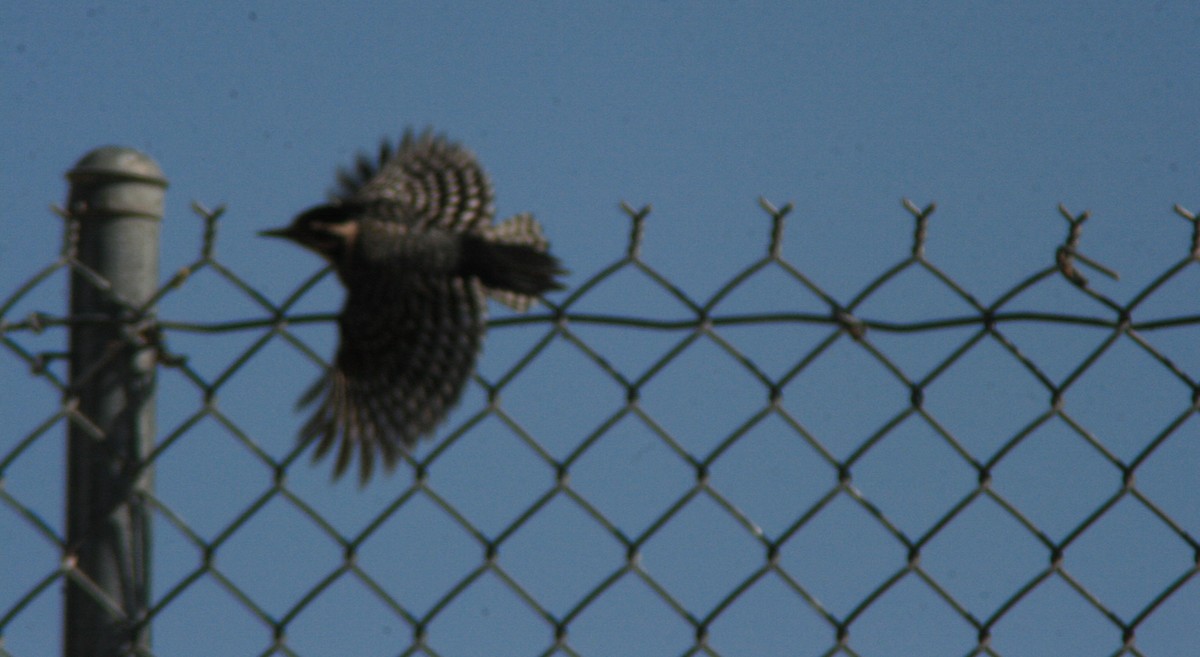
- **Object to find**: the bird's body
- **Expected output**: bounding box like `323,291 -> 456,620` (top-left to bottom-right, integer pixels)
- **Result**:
262,131 -> 563,482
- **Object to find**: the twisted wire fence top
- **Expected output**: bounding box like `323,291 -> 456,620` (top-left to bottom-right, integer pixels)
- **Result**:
3,197 -> 1200,656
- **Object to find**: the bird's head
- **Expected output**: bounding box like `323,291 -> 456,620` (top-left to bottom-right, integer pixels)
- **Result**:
259,202 -> 364,263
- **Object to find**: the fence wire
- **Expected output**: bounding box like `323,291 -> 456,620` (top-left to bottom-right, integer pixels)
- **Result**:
3,176 -> 1200,656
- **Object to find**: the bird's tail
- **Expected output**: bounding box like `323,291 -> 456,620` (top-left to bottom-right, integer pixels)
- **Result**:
466,213 -> 565,311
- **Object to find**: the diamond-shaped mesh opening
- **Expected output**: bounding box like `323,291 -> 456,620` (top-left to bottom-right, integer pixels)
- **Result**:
4,191 -> 1200,656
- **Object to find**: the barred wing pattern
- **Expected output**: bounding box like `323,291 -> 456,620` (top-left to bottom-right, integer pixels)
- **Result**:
299,268 -> 487,483
334,130 -> 495,233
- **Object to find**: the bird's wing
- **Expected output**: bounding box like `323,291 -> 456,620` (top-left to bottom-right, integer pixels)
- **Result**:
298,272 -> 488,483
333,130 -> 495,232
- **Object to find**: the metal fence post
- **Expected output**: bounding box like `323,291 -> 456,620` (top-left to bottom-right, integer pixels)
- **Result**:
63,147 -> 166,657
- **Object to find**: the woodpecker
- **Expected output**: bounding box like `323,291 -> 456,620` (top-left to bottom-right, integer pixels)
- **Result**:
261,130 -> 564,483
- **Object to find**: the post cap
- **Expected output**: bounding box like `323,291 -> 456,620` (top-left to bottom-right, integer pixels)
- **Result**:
65,147 -> 168,220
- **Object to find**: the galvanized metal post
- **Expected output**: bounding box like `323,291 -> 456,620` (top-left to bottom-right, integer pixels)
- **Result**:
63,147 -> 165,657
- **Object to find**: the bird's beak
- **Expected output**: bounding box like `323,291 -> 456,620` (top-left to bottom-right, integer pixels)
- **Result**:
258,226 -> 295,239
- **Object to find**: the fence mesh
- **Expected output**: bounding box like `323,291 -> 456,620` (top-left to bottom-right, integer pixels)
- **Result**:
2,170 -> 1200,656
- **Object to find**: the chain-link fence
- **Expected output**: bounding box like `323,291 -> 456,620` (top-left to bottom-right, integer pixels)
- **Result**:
2,148 -> 1199,657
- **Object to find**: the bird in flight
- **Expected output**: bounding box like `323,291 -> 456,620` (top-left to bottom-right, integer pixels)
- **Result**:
261,130 -> 564,483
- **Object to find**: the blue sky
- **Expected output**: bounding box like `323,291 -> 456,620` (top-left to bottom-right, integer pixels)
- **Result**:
3,3 -> 1200,656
